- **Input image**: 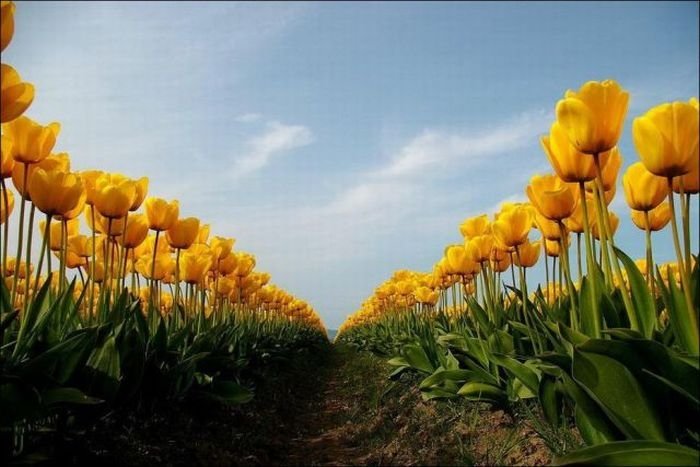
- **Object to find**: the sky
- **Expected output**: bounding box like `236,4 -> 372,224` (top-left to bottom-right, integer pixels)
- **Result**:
4,1 -> 699,329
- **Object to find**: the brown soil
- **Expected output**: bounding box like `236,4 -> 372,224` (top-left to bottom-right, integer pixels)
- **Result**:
55,345 -> 560,466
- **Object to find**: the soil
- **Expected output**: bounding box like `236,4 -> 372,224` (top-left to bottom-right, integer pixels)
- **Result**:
40,345 -> 558,466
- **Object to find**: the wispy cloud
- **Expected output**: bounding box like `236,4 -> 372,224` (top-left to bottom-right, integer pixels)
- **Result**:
230,121 -> 314,178
235,113 -> 263,123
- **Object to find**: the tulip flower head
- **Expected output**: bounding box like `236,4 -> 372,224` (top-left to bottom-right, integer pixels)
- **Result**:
622,162 -> 668,212
1,64 -> 34,123
144,197 -> 179,231
526,174 -> 579,221
2,116 -> 59,164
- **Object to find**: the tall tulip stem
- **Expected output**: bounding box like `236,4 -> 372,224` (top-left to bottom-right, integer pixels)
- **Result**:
667,178 -> 697,353
1,179 -> 10,281
33,214 -> 50,296
558,222 -> 579,330
11,164 -> 29,309
23,204 -> 36,314
578,182 -> 600,337
643,211 -> 655,298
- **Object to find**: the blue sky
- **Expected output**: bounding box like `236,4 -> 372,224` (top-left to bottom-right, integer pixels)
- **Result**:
5,1 -> 698,328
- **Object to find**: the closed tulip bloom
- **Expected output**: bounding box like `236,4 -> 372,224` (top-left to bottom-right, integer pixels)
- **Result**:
67,234 -> 92,258
542,121 -> 599,182
633,101 -> 699,178
535,212 -> 562,240
526,174 -> 579,221
459,214 -> 490,239
584,147 -> 622,193
631,202 -> 672,232
130,177 -> 149,211
64,249 -> 86,269
197,224 -> 210,244
137,253 -> 174,281
166,217 -> 200,249
234,252 -> 256,276
1,64 -> 34,123
93,173 -> 136,219
622,162 -> 668,211
466,235 -> 494,263
1,1 -> 15,51
544,239 -> 562,258
490,253 -> 511,273
79,170 -> 104,206
564,198 -> 593,234
145,197 -> 179,231
118,213 -> 149,248
671,156 -> 699,194
555,80 -> 629,155
210,236 -> 235,261
12,152 -> 70,199
84,206 -> 125,236
446,245 -> 479,275
61,190 -> 87,220
87,261 -> 105,283
514,240 -> 541,268
2,116 -> 60,164
40,217 -> 79,251
1,135 -> 14,178
0,187 -> 13,223
491,205 -> 533,247
414,286 -> 439,305
218,253 -> 238,275
29,169 -> 84,217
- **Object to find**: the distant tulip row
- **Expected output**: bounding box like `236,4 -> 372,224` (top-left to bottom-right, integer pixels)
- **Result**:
339,80 -> 698,355
0,0 -> 324,331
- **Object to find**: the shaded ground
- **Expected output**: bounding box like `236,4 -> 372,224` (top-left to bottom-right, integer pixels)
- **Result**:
63,345 -> 559,466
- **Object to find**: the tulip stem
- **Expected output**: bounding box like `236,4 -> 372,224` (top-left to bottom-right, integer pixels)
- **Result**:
175,248 -> 181,326
643,211 -> 656,300
577,181 -> 601,337
544,248 -> 550,304
558,222 -> 579,330
594,154 -> 638,333
667,179 -> 698,354
151,230 -> 160,312
23,204 -> 36,314
516,247 -> 543,354
59,220 -> 68,295
11,164 -> 29,310
680,188 -> 692,276
576,232 -> 583,282
1,179 -> 10,282
88,206 -> 96,323
33,214 -> 50,296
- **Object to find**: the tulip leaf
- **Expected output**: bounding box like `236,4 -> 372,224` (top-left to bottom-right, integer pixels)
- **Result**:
206,380 -> 253,405
489,353 -> 539,394
613,247 -> 655,338
402,344 -> 435,374
553,440 -> 699,466
572,348 -> 665,441
457,382 -> 506,403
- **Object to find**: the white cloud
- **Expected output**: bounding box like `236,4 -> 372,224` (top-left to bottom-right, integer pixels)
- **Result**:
230,121 -> 314,178
235,113 -> 263,123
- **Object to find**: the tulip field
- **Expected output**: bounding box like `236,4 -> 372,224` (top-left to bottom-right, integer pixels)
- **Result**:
1,1 -> 699,466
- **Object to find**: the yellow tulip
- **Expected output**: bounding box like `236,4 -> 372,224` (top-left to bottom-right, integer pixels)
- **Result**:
118,213 -> 149,248
564,198 -> 594,234
197,223 -> 211,244
413,286 -> 439,305
466,235 -> 494,263
585,147 -> 622,192
210,236 -> 235,261
555,79 -> 629,155
84,206 -> 125,236
39,217 -> 79,251
535,212 -> 562,241
79,170 -> 104,206
671,156 -> 699,194
514,240 -> 541,268
93,173 -> 136,219
137,253 -> 174,281
446,245 -> 479,275
2,116 -> 59,164
0,187 -> 13,223
490,253 -> 511,273
622,162 -> 668,211
28,169 -> 84,217
541,121 -> 598,182
11,152 -> 70,198
630,202 -> 671,232
459,214 -> 490,239
166,217 -> 200,249
67,234 -> 92,258
526,174 -> 579,221
218,253 -> 238,275
130,177 -> 149,211
633,101 -> 699,178
234,252 -> 256,276
1,1 -> 15,51
1,135 -> 15,178
491,205 -> 532,247
544,239 -> 561,258
144,197 -> 179,231
1,64 -> 34,123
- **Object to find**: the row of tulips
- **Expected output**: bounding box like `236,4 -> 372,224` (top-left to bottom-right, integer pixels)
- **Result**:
0,1 -> 327,459
337,79 -> 698,465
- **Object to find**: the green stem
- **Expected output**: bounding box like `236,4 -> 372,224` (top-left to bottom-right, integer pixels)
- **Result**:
576,232 -> 583,282
23,204 -> 36,315
33,214 -> 50,296
1,178 -> 10,283
11,164 -> 29,309
667,179 -> 698,354
558,222 -> 579,330
643,211 -> 655,299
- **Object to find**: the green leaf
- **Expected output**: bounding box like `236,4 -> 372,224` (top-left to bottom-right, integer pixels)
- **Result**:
572,348 -> 665,440
402,344 -> 435,374
539,376 -> 562,427
207,380 -> 253,404
553,440 -> 699,466
614,247 -> 656,338
457,382 -> 506,403
42,387 -> 103,406
419,369 -> 474,389
489,353 -> 539,394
